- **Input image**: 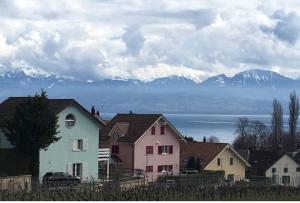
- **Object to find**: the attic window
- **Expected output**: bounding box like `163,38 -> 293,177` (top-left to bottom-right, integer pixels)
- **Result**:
65,114 -> 76,128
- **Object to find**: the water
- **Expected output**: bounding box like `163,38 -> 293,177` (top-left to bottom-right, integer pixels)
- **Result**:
101,113 -> 292,144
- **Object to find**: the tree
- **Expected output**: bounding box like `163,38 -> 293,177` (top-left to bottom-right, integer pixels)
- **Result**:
233,118 -> 250,149
186,156 -> 196,169
91,106 -> 96,115
247,120 -> 269,149
271,98 -> 283,151
183,136 -> 194,142
208,136 -> 220,143
288,91 -> 299,151
3,90 -> 60,177
195,158 -> 201,171
203,136 -> 207,142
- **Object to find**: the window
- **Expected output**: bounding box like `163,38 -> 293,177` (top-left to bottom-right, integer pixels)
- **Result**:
284,168 -> 288,173
158,146 -> 173,154
160,126 -> 165,135
77,139 -> 83,150
272,168 -> 276,173
282,176 -> 290,185
151,126 -> 156,135
146,166 -> 153,172
297,167 -> 300,172
146,146 -> 153,155
230,158 -> 233,165
72,163 -> 82,178
158,165 -> 173,173
112,145 -> 119,154
73,139 -> 87,151
217,158 -> 221,166
65,114 -> 76,128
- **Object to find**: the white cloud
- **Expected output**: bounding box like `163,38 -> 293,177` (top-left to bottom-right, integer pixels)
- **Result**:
0,0 -> 300,81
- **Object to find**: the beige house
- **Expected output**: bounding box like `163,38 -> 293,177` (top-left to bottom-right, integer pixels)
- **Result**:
181,142 -> 250,181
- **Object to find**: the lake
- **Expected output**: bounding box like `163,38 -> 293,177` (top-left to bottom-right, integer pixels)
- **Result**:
101,113 -> 292,144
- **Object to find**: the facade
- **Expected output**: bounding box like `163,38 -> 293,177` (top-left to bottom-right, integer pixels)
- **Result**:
265,154 -> 300,186
100,114 -> 185,181
181,142 -> 250,181
0,97 -> 105,181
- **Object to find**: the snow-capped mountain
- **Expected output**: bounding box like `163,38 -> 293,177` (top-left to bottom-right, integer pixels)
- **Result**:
201,69 -> 296,88
0,68 -> 300,114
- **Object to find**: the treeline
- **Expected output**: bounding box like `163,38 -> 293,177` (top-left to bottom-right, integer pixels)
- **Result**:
233,91 -> 299,152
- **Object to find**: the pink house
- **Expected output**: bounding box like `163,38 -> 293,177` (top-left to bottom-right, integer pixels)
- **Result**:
99,113 -> 185,181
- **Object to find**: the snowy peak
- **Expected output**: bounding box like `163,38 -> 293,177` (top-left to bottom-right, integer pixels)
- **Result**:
200,73 -> 231,87
201,69 -> 296,88
231,69 -> 293,87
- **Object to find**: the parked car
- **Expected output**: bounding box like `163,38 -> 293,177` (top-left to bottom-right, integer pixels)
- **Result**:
42,172 -> 81,187
166,179 -> 176,189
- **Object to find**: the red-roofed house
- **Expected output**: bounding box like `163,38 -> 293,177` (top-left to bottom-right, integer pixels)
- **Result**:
180,142 -> 250,181
99,113 -> 186,181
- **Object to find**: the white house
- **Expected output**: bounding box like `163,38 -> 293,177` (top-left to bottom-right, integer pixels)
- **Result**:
265,154 -> 300,187
0,97 -> 106,181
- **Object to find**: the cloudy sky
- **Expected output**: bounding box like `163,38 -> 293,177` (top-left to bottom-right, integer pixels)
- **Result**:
1,0 -> 300,82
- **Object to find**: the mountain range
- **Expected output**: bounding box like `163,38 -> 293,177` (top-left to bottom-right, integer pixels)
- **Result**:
0,69 -> 299,114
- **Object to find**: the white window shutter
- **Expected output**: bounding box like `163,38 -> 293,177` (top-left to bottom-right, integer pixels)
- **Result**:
72,140 -> 77,151
67,163 -> 73,175
83,139 -> 88,151
82,163 -> 88,180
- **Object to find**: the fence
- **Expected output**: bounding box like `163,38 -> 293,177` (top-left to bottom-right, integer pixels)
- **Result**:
0,175 -> 31,192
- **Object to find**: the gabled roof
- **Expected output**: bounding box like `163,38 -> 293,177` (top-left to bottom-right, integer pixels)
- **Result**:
248,150 -> 283,176
100,113 -> 185,143
180,142 -> 250,169
0,97 -> 106,127
265,154 -> 300,173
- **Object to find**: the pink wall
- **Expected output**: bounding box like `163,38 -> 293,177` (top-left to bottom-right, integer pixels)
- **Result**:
134,118 -> 180,181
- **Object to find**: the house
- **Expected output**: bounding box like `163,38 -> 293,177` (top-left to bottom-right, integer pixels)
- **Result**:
0,97 -> 105,181
180,142 -> 250,181
248,150 -> 300,186
99,113 -> 186,181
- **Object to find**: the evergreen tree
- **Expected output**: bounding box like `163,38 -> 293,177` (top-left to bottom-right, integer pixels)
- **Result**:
195,158 -> 201,171
288,91 -> 299,151
91,106 -> 96,115
271,98 -> 283,151
186,156 -> 196,169
4,90 -> 60,177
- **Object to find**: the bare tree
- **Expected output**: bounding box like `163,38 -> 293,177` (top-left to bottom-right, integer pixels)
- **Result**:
288,91 -> 299,152
249,120 -> 269,149
233,118 -> 270,150
233,117 -> 250,149
271,98 -> 283,151
208,136 -> 220,143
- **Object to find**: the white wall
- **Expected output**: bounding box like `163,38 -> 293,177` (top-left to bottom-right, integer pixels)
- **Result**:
266,154 -> 300,187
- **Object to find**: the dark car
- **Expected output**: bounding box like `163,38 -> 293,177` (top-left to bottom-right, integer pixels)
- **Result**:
42,172 -> 81,187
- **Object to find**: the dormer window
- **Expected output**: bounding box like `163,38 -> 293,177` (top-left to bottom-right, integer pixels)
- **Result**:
65,114 -> 76,128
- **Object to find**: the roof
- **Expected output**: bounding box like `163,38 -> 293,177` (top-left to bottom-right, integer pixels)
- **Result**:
248,150 -> 283,176
100,113 -> 185,143
180,142 -> 250,169
0,97 -> 106,127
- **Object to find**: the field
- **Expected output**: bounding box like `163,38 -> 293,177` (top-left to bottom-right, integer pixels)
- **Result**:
1,183 -> 300,201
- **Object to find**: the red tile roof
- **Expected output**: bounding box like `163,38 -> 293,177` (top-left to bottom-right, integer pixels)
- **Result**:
100,113 -> 185,143
181,142 -> 229,168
